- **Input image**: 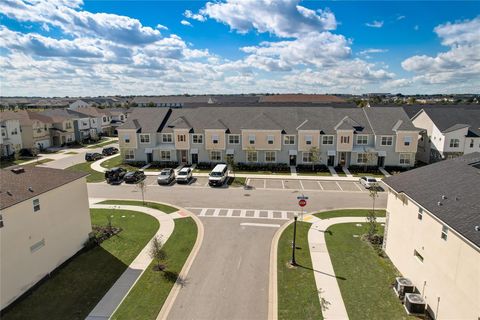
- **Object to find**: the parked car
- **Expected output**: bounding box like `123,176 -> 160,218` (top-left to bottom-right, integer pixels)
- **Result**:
105,167 -> 127,185
102,147 -> 119,156
157,168 -> 175,185
85,152 -> 103,161
123,170 -> 146,184
176,167 -> 192,184
359,176 -> 378,189
209,164 -> 229,187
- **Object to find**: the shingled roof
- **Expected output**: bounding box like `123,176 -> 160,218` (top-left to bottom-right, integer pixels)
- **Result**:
383,153 -> 480,249
419,108 -> 480,137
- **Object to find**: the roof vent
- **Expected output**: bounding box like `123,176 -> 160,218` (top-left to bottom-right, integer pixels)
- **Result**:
11,167 -> 25,174
28,187 -> 34,192
437,201 -> 442,206
6,191 -> 12,196
441,195 -> 447,200
475,226 -> 480,232
455,196 -> 460,201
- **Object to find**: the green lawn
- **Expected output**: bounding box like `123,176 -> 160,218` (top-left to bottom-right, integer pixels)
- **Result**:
352,173 -> 385,178
228,176 -> 246,187
2,209 -> 159,320
314,209 -> 386,220
34,158 -> 54,165
112,217 -> 197,320
66,161 -> 105,183
0,157 -> 34,168
234,170 -> 291,175
325,223 -> 409,320
98,200 -> 178,214
297,172 -> 332,176
87,138 -> 118,149
278,222 -> 323,320
101,155 -> 140,171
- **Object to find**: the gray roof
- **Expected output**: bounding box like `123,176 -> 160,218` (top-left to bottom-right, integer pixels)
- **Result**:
132,96 -> 213,105
383,153 -> 480,249
363,107 -> 419,134
0,166 -> 87,210
119,108 -> 171,132
419,108 -> 480,137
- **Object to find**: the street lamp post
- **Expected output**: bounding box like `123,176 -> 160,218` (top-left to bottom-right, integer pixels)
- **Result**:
291,213 -> 298,266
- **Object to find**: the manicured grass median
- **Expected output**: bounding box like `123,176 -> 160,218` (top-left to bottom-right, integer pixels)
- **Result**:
101,155 -> 140,171
66,161 -> 105,183
228,176 -> 246,187
112,217 -> 197,320
297,172 -> 332,176
278,221 -> 323,320
87,138 -> 118,149
34,158 -> 54,165
2,209 -> 159,320
325,223 -> 408,320
98,200 -> 178,214
314,209 -> 386,220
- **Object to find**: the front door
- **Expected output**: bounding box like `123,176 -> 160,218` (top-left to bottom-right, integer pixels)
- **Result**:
191,153 -> 198,164
327,155 -> 335,166
289,155 -> 297,166
180,150 -> 188,163
339,152 -> 346,166
377,156 -> 385,167
147,152 -> 153,163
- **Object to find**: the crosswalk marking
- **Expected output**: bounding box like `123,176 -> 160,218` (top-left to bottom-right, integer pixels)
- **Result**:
213,208 -> 220,216
227,209 -> 233,217
199,208 -> 208,216
186,207 -> 300,221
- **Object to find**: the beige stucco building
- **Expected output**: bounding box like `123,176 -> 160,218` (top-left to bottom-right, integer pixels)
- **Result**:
0,166 -> 91,310
383,153 -> 480,319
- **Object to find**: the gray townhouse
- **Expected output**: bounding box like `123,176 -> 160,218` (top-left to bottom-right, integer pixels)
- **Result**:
117,106 -> 420,168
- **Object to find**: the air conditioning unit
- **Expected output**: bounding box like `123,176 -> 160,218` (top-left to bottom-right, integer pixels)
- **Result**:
404,293 -> 426,315
394,277 -> 415,298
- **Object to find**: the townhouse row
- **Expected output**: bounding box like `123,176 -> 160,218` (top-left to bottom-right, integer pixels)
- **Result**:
0,102 -> 128,157
117,106 -> 420,168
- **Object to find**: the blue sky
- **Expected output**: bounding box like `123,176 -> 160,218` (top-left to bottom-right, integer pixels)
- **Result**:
1,0 -> 479,96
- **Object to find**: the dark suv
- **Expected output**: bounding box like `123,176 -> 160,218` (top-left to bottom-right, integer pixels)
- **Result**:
102,147 -> 119,156
105,167 -> 127,185
85,152 -> 103,161
123,171 -> 146,184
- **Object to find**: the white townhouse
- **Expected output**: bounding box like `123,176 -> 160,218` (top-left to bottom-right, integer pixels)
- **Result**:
0,118 -> 22,157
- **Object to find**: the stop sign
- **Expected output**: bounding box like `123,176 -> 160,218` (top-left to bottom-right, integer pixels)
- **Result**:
298,199 -> 307,207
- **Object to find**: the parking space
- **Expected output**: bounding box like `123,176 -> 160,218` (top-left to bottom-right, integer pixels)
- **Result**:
301,180 -> 323,191
338,181 -> 363,191
283,180 -> 302,190
319,181 -> 342,191
265,179 -> 283,189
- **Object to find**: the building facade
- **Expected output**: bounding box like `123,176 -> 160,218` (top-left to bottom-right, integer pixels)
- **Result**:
0,118 -> 22,157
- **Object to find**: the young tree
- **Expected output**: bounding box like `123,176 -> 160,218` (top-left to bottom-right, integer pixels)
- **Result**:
150,236 -> 167,271
137,179 -> 147,206
366,184 -> 379,239
309,146 -> 321,171
226,154 -> 236,182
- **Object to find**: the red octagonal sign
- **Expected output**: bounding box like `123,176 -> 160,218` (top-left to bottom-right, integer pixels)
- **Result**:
298,199 -> 307,207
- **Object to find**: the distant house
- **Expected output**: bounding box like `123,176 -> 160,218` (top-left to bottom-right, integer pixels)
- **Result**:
105,108 -> 128,136
41,109 -> 97,143
68,106 -> 111,136
69,100 -> 91,109
412,107 -> 480,163
0,118 -> 22,157
0,166 -> 91,310
1,110 -> 51,150
258,94 -> 346,103
382,153 -> 480,320
132,96 -> 214,107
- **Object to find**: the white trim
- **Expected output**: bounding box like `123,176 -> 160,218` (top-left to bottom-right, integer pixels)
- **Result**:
246,150 -> 258,163
380,135 -> 394,146
228,134 -> 240,145
139,133 -> 150,144
210,150 -> 222,161
302,151 -> 313,163
321,135 -> 334,145
160,150 -> 171,160
356,135 -> 368,145
162,133 -> 173,143
265,151 -> 276,163
124,148 -> 135,160
192,134 -> 203,144
283,135 -> 296,145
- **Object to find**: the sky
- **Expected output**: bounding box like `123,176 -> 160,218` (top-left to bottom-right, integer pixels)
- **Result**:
0,0 -> 479,97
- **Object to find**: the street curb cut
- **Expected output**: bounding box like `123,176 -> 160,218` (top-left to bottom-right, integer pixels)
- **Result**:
156,209 -> 205,320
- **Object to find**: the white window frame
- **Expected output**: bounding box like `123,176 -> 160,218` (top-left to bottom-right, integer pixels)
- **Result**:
192,134 -> 203,144
356,135 -> 368,145
210,150 -> 222,161
265,151 -> 276,163
404,136 -> 412,146
284,135 -> 295,145
228,134 -> 240,144
246,151 -> 258,162
357,153 -> 368,164
177,134 -> 186,142
305,135 -> 312,145
161,133 -> 172,143
212,135 -> 219,144
399,153 -> 411,165
160,150 -> 171,160
124,149 -> 135,160
267,135 -> 274,145
248,135 -> 256,145
124,134 -> 130,143
33,199 -> 40,212
449,138 -> 460,148
441,226 -> 448,241
322,135 -> 334,145
302,152 -> 313,163
139,134 -> 150,144
381,136 -> 393,146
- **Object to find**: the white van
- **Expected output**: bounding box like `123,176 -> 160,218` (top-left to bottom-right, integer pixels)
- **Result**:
208,164 -> 229,187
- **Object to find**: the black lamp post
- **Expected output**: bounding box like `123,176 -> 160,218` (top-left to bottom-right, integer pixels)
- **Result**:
291,213 -> 298,266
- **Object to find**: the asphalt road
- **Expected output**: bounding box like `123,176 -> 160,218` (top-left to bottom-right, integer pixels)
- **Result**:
41,143 -> 118,169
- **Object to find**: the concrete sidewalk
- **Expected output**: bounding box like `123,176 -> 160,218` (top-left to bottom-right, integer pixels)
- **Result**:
307,216 -> 386,320
85,204 -> 179,320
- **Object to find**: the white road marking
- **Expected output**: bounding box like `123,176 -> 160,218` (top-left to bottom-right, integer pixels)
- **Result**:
199,208 -> 207,216
254,210 -> 260,218
299,180 -> 305,190
227,209 -> 233,217
354,182 -> 363,191
240,209 -> 246,217
282,211 -> 287,219
213,208 -> 220,216
268,210 -> 274,219
264,179 -> 267,189
240,223 -> 280,228
281,180 -> 285,189
317,181 -> 324,190
335,181 -> 343,191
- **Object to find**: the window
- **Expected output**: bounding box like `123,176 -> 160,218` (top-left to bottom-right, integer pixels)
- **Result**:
177,134 -> 186,142
160,151 -> 171,160
449,139 -> 460,148
247,151 -> 258,162
404,136 -> 412,146
414,250 -> 424,263
322,135 -> 334,145
82,121 -> 88,126
228,135 -> 240,144
210,151 -> 222,161
30,239 -> 45,253
103,116 -> 107,122
303,152 -> 313,163
192,134 -> 203,144
441,226 -> 448,241
65,122 -> 72,129
139,134 -> 150,143
120,115 -> 124,121
357,153 -> 368,164
399,153 -> 411,165
265,151 -> 276,162
418,208 -> 423,220
0,214 -> 4,228
124,135 -> 130,143
340,136 -> 350,144
11,128 -> 18,135
305,135 -> 312,145
284,135 -> 295,145
470,139 -> 474,148
381,136 -> 393,146
33,199 -> 40,212
356,135 -> 368,145
162,134 -> 173,143
124,149 -> 135,160
248,135 -> 256,145
212,135 -> 219,144
267,135 -> 274,145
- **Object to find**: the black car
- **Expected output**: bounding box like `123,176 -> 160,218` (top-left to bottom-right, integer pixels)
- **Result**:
102,147 -> 119,156
85,152 -> 103,161
123,171 -> 146,184
105,167 -> 127,185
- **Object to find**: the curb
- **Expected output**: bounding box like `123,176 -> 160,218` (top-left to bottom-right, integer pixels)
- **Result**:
156,209 -> 205,320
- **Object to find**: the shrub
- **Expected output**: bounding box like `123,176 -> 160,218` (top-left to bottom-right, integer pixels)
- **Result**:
348,165 -> 381,174
234,162 -> 290,172
149,161 -> 179,169
296,164 -> 328,172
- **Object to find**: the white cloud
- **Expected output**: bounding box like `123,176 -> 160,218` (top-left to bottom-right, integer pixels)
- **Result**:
434,16 -> 480,46
181,20 -> 192,27
156,24 -> 168,30
200,0 -> 336,38
365,20 -> 384,28
359,48 -> 388,55
184,10 -> 206,22
396,15 -> 406,21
